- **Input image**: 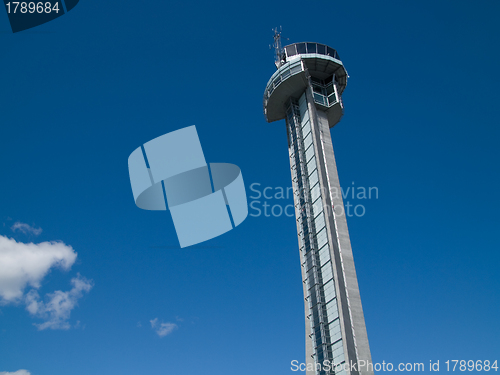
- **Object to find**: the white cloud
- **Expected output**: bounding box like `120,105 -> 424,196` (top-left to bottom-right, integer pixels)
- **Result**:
0,371 -> 31,375
150,318 -> 177,337
25,274 -> 93,330
11,222 -> 42,236
0,235 -> 92,330
0,236 -> 77,302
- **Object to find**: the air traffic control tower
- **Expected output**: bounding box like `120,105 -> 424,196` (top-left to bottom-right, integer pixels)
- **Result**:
263,34 -> 373,375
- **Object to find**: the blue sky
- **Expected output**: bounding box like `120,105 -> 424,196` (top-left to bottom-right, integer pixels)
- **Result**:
0,0 -> 499,374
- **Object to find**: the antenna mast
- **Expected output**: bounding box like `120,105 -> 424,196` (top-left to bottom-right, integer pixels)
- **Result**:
272,27 -> 284,69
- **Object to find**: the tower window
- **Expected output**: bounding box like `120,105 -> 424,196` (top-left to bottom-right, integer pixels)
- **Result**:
307,43 -> 317,53
286,45 -> 297,57
296,43 -> 307,54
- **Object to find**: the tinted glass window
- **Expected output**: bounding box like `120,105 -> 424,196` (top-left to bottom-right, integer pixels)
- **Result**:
307,43 -> 317,53
326,47 -> 336,57
317,44 -> 326,55
296,43 -> 306,54
290,64 -> 302,74
285,45 -> 297,57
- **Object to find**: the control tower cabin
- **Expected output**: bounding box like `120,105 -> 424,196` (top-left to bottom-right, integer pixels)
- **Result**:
263,38 -> 373,375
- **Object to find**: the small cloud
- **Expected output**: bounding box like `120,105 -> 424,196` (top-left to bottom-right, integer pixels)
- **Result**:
0,235 -> 91,329
25,274 -> 93,330
156,323 -> 177,337
0,371 -> 31,375
0,235 -> 77,302
175,316 -> 184,322
11,222 -> 42,236
137,321 -> 142,328
150,318 -> 177,337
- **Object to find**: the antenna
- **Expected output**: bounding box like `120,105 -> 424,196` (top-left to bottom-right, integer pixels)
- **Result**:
271,27 -> 287,69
